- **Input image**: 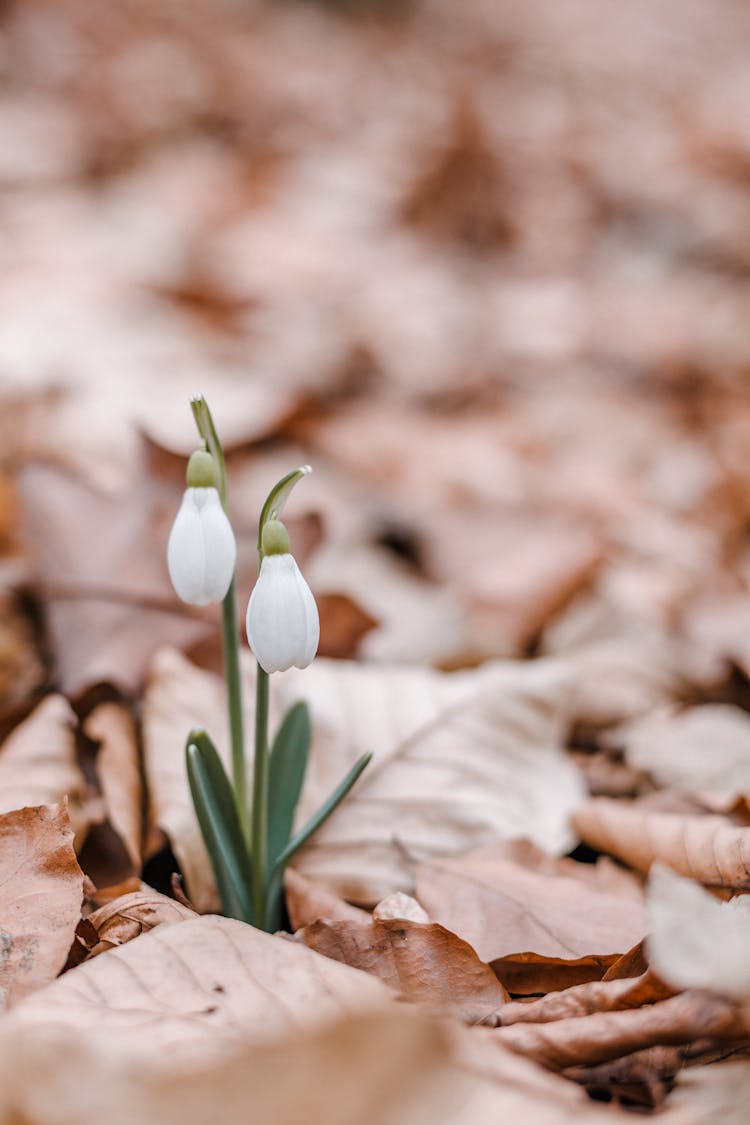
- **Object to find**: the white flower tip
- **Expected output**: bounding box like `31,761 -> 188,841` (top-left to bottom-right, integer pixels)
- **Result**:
246,553 -> 319,674
167,487 -> 236,606
299,464 -> 312,476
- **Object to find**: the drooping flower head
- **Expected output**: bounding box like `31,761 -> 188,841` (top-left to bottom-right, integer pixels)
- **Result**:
167,448 -> 236,606
246,519 -> 319,674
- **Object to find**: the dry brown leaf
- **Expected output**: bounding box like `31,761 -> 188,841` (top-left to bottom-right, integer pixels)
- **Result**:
0,695 -> 93,843
573,798 -> 750,887
488,969 -> 673,1027
294,910 -> 509,1020
647,863 -> 750,999
618,704 -> 750,797
0,589 -> 45,719
80,889 -> 197,960
0,802 -> 84,1008
84,702 -> 143,870
416,840 -> 645,970
494,990 -> 749,1072
284,868 -> 370,930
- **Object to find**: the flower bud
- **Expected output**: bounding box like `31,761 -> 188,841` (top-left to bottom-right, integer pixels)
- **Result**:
246,523 -> 319,673
167,486 -> 236,606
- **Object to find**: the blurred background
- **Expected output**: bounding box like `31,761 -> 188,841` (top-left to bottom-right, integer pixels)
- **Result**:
2,0 -> 750,708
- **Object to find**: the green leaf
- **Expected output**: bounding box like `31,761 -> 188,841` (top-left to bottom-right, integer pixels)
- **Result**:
270,756 -> 373,886
190,396 -> 227,507
268,701 -> 311,869
185,728 -> 253,923
257,466 -> 311,554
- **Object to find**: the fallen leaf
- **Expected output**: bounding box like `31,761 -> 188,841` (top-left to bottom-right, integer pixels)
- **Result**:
284,868 -> 370,930
6,914 -> 394,1054
646,863 -> 750,1000
294,908 -> 509,1020
666,1061 -> 750,1125
494,990 -> 748,1072
573,798 -> 750,887
0,802 -> 84,1008
84,702 -> 143,871
81,889 -> 197,960
487,969 -> 673,1027
144,650 -> 585,909
0,695 -> 93,843
416,840 -> 645,970
18,462 -> 213,697
617,704 -> 750,797
286,658 -> 586,903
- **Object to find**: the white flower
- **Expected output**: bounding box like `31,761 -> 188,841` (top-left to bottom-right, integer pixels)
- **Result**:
167,487 -> 236,606
246,553 -> 320,673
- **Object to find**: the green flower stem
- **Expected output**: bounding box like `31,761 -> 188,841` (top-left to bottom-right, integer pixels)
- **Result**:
221,576 -> 248,841
191,395 -> 248,842
252,665 -> 270,929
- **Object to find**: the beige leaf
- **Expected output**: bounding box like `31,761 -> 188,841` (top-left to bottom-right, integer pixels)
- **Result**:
0,1006 -> 630,1125
0,803 -> 84,1008
619,704 -> 750,797
284,868 -> 370,930
646,863 -> 750,1000
84,702 -> 142,870
416,840 -> 645,966
665,1061 -> 750,1125
144,650 -> 584,909
0,695 -> 93,843
286,658 -> 586,903
7,914 -> 392,1055
573,798 -> 750,887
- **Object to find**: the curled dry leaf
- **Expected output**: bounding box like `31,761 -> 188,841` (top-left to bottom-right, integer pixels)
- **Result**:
646,863 -> 750,1000
0,695 -> 93,844
494,990 -> 749,1073
84,702 -> 143,871
416,840 -> 645,972
0,802 -> 84,1008
79,890 -> 197,960
573,798 -> 750,888
294,908 -> 509,1021
487,969 -> 673,1028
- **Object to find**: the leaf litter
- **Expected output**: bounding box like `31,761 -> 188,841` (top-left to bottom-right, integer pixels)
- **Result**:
2,0 -> 750,1120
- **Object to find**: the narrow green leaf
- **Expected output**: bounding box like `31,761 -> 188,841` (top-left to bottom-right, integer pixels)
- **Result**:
185,729 -> 253,923
257,466 -> 311,553
270,751 -> 372,882
267,701 -> 311,868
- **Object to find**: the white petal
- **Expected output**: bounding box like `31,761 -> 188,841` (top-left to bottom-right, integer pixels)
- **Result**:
167,488 -> 236,606
246,554 -> 320,673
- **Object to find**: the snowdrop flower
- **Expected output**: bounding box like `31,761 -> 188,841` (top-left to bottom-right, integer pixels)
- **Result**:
167,449 -> 236,606
246,519 -> 319,674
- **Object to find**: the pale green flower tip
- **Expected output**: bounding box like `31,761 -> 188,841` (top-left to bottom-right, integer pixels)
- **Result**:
186,449 -> 218,489
261,519 -> 291,556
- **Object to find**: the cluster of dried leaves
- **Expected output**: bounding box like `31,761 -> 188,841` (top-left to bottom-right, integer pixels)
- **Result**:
3,0 -> 750,1120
